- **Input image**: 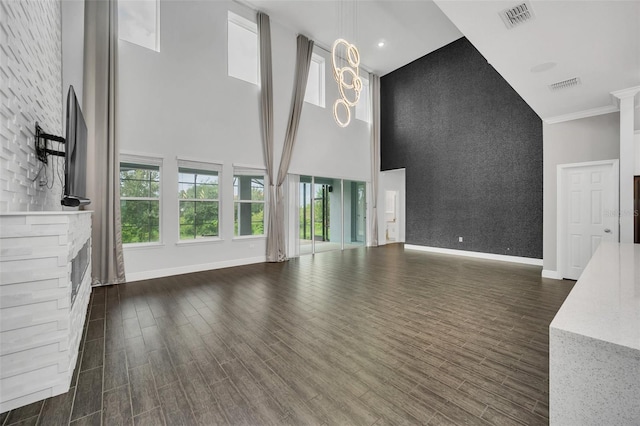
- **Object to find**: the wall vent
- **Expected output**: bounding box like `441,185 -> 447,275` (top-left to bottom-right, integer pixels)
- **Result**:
500,1 -> 535,29
549,77 -> 581,91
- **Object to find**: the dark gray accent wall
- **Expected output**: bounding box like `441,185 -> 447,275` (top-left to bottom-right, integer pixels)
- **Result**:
380,37 -> 542,258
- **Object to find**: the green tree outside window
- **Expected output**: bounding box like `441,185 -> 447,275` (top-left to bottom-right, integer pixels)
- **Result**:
178,168 -> 219,239
120,163 -> 160,244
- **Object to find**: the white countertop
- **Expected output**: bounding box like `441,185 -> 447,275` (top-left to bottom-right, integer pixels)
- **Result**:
550,242 -> 640,351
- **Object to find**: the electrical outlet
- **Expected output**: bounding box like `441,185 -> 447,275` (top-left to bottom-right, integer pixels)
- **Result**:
458,236 -> 463,243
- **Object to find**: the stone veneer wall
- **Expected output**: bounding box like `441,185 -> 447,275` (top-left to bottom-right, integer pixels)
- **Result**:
0,211 -> 92,412
0,0 -> 63,212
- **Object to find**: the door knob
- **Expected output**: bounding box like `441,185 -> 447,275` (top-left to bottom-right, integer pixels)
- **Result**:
604,228 -> 611,233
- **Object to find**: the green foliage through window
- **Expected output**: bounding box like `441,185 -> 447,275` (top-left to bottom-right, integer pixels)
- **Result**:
233,174 -> 265,236
178,168 -> 219,239
120,163 -> 161,244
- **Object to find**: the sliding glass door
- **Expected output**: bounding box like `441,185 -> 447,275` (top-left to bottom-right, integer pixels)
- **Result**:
344,180 -> 366,249
299,177 -> 313,255
297,175 -> 365,255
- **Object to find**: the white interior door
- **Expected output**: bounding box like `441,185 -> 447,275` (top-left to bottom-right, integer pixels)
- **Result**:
560,161 -> 619,280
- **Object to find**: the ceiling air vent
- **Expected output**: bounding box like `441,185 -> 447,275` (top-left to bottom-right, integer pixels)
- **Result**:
500,1 -> 535,29
549,77 -> 581,91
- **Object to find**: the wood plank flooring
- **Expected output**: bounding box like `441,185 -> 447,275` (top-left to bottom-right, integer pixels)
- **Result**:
0,244 -> 574,425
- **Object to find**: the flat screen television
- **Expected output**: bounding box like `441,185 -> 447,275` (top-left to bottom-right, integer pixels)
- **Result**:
62,86 -> 90,207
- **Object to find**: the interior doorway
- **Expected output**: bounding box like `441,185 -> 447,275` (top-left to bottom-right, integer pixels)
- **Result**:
558,160 -> 619,280
379,168 -> 405,245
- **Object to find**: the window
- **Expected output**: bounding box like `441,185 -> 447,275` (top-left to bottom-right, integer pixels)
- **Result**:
178,160 -> 221,240
233,169 -> 266,236
355,74 -> 370,123
120,157 -> 162,244
304,53 -> 325,107
118,0 -> 160,52
227,11 -> 258,85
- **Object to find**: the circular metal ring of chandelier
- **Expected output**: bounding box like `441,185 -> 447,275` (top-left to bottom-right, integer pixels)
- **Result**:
333,98 -> 351,128
331,38 -> 362,127
338,67 -> 362,107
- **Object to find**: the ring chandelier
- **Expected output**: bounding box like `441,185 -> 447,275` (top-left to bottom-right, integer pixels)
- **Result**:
331,38 -> 362,128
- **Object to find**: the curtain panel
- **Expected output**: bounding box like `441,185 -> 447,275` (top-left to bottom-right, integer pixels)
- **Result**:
83,0 -> 126,285
257,13 -> 278,262
258,13 -> 314,262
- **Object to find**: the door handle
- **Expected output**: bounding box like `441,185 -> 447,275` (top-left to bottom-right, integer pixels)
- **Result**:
604,228 -> 612,233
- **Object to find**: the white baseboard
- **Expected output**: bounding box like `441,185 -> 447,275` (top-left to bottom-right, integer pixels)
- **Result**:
541,269 -> 563,280
125,256 -> 267,282
404,244 -> 543,266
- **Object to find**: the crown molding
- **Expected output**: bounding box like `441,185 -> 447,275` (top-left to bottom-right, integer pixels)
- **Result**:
611,85 -> 640,99
544,86 -> 640,125
543,104 -> 619,124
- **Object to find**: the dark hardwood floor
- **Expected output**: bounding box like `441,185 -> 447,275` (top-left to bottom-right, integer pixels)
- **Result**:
0,244 -> 574,426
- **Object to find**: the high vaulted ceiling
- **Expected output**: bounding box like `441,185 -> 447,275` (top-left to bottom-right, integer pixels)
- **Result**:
245,0 -> 640,121
434,0 -> 640,121
245,0 -> 463,75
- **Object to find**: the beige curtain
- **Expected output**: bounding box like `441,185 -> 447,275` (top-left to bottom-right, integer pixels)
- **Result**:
369,74 -> 381,247
83,0 -> 126,285
271,35 -> 314,261
263,35 -> 314,262
257,13 -> 278,262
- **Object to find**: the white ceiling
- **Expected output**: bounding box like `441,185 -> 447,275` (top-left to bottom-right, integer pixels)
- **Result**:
244,0 -> 463,75
434,0 -> 640,120
245,0 -> 640,121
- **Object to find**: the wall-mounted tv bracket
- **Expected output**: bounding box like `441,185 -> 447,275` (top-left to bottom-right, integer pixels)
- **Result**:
35,122 -> 65,164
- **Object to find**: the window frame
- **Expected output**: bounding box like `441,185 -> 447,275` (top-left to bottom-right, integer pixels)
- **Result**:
227,11 -> 258,86
232,166 -> 267,239
304,53 -> 326,108
119,154 -> 163,247
177,159 -> 223,243
117,0 -> 161,52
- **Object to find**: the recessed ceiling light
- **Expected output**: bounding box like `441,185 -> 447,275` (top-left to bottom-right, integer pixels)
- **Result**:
377,41 -> 385,48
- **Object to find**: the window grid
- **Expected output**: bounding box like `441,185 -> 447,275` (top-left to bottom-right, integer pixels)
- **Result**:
178,167 -> 220,240
120,161 -> 161,244
233,174 -> 266,237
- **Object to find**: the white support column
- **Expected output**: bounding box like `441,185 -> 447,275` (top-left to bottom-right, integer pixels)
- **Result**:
611,87 -> 640,243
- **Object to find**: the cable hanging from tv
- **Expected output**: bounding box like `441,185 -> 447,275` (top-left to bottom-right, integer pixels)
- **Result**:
35,122 -> 65,164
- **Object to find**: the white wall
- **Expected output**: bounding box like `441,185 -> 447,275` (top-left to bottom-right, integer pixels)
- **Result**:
635,131 -> 640,175
290,50 -> 371,181
542,113 -> 620,274
0,1 -> 63,212
61,0 -> 85,111
117,0 -> 371,280
635,102 -> 639,180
